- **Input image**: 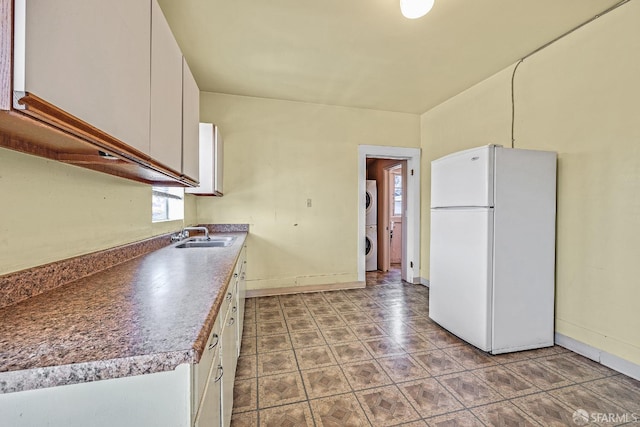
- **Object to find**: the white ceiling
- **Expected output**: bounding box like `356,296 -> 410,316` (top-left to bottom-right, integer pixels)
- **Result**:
158,0 -> 620,114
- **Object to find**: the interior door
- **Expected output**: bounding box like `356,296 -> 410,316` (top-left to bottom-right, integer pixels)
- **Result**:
389,166 -> 403,264
390,220 -> 402,263
429,208 -> 493,351
400,162 -> 408,282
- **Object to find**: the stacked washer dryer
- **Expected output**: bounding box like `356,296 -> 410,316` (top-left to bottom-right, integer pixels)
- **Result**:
365,180 -> 378,271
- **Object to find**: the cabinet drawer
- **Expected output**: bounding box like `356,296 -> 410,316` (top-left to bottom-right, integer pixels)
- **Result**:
238,247 -> 247,273
220,284 -> 234,320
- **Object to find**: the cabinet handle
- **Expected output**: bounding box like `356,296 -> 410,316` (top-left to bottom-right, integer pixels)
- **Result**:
214,365 -> 223,383
226,292 -> 232,301
232,306 -> 237,313
234,273 -> 239,278
208,333 -> 219,350
228,317 -> 235,326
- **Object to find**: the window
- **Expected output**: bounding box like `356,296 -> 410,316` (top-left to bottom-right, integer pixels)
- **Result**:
152,187 -> 184,222
393,171 -> 403,216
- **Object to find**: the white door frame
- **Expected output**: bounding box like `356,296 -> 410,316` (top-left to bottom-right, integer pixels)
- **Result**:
358,145 -> 421,283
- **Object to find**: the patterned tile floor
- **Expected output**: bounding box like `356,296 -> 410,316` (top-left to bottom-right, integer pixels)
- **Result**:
231,269 -> 640,426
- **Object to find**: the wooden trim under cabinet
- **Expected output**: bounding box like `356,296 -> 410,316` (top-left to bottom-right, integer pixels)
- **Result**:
191,192 -> 224,197
0,0 -> 197,187
0,99 -> 198,186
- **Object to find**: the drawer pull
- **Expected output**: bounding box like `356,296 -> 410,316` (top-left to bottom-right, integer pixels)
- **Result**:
228,317 -> 235,326
214,365 -> 223,383
226,292 -> 232,301
234,273 -> 239,278
208,334 -> 219,350
232,306 -> 237,313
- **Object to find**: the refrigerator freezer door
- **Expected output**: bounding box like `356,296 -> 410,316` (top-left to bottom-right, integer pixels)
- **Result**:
431,146 -> 494,208
429,208 -> 494,351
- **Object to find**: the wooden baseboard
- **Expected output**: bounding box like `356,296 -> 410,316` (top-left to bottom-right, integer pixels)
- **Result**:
246,281 -> 365,298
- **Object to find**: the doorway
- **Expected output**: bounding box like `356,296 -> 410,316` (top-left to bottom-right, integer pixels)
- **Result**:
366,160 -> 406,273
358,145 -> 421,284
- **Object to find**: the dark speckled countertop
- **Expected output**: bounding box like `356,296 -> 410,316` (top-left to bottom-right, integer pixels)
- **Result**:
0,231 -> 247,393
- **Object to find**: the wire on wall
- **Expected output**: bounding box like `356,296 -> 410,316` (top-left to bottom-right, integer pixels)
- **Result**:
510,59 -> 524,149
509,0 -> 631,149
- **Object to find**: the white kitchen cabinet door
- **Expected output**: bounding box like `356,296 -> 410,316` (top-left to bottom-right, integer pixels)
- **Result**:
212,126 -> 224,195
14,0 -> 151,154
0,364 -> 193,427
194,313 -> 222,414
182,58 -> 200,181
149,0 -> 183,172
186,124 -> 223,196
195,350 -> 222,427
235,248 -> 247,355
221,289 -> 238,427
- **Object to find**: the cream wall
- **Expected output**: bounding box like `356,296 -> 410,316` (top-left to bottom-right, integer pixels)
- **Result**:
0,148 -> 196,275
420,66 -> 513,280
198,93 -> 420,290
421,1 -> 640,364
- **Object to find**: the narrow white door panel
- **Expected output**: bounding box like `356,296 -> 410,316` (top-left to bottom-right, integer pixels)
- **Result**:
429,208 -> 493,351
150,0 -> 183,172
431,146 -> 494,208
182,59 -> 200,181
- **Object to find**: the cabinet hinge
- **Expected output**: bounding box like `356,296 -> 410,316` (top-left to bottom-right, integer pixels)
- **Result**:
410,169 -> 414,176
410,261 -> 414,268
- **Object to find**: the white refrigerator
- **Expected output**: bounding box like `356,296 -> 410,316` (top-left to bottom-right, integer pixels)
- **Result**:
429,145 -> 557,354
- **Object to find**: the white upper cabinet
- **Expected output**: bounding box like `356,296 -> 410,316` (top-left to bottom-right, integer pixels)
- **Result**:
7,0 -> 198,186
182,58 -> 200,181
150,0 -> 183,173
186,123 -> 223,196
14,0 -> 152,154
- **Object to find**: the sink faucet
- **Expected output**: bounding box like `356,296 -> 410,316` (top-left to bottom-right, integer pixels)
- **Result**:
171,226 -> 210,241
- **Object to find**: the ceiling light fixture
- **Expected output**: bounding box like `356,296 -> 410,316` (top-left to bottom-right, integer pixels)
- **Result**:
400,0 -> 434,19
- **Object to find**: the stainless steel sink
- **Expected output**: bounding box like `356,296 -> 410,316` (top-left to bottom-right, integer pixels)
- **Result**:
175,236 -> 236,248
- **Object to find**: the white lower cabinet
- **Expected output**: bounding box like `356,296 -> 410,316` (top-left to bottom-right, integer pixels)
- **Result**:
0,246 -> 247,427
235,251 -> 247,356
193,312 -> 223,421
0,365 -> 193,427
221,299 -> 238,427
196,279 -> 238,427
195,244 -> 246,427
195,348 -> 222,427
